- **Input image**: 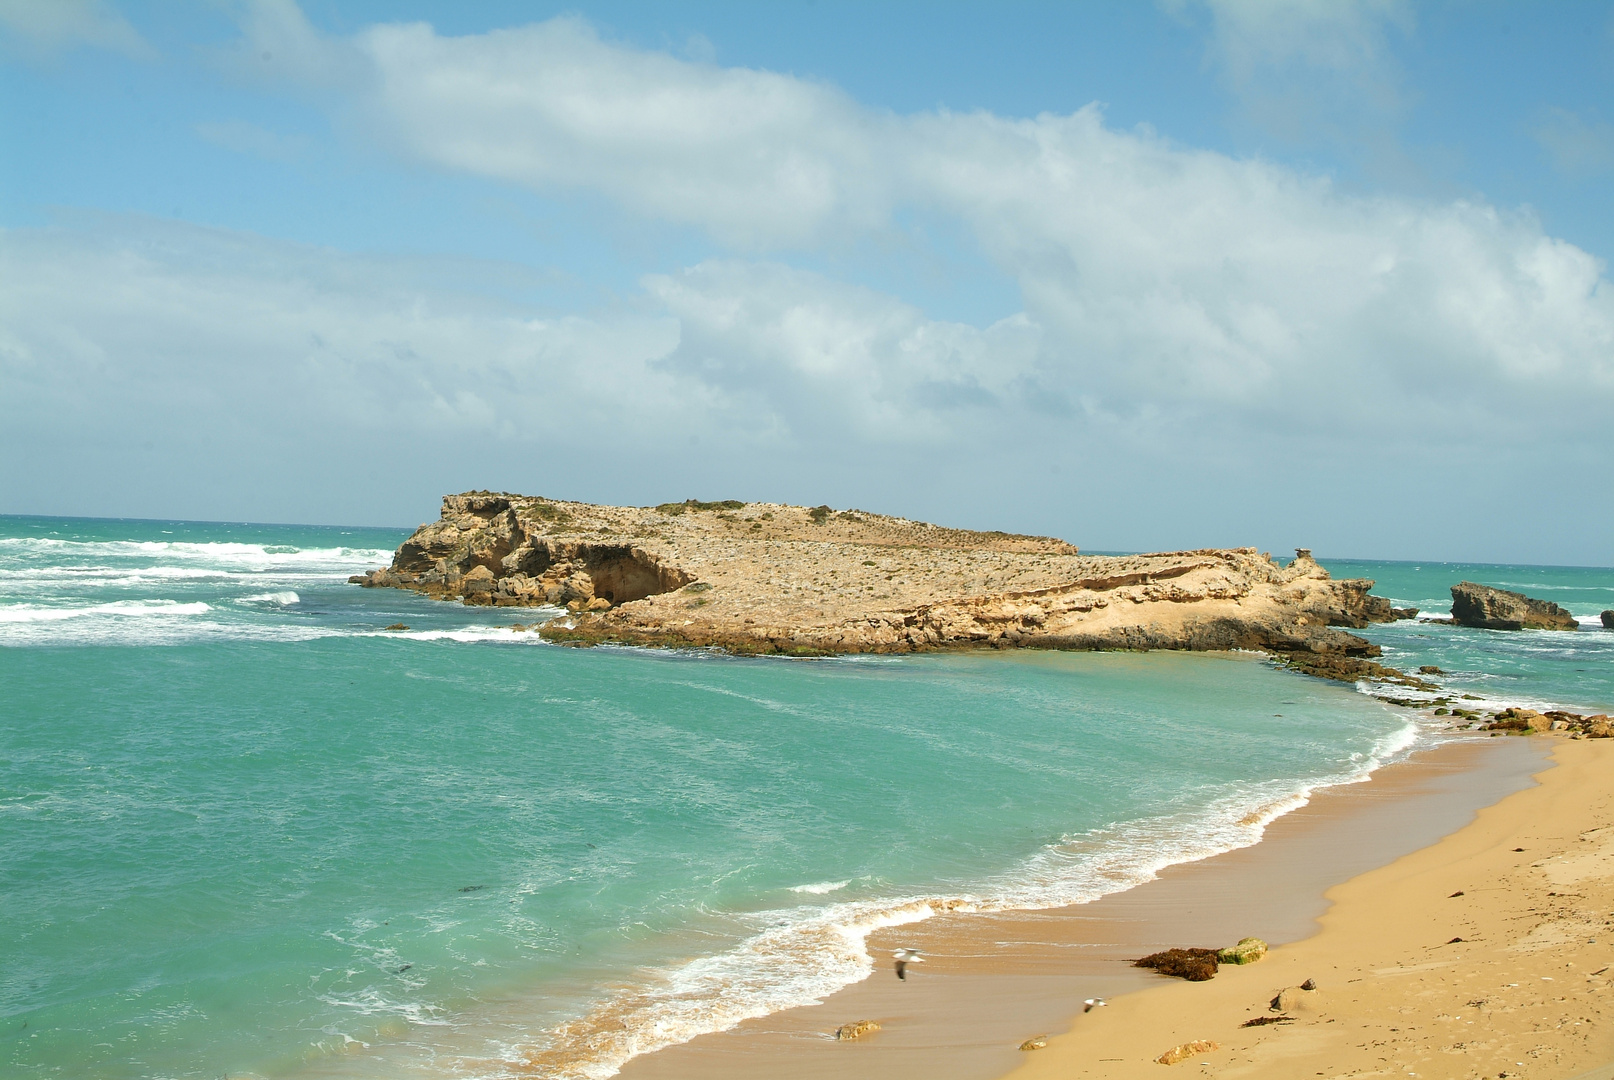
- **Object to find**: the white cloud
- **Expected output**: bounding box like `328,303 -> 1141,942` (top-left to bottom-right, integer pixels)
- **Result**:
3,212 -> 1611,558
1176,0 -> 1413,154
221,7 -> 1613,427
7,5 -> 1612,557
0,217 -> 691,528
1194,0 -> 1412,83
358,16 -> 895,250
647,261 -> 1043,442
0,0 -> 152,59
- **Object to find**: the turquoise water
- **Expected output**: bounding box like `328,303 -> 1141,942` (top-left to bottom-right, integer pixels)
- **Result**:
1,517 -> 1609,1079
1327,558 -> 1614,714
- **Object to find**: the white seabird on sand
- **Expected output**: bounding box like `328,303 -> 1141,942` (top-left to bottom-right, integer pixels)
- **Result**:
1083,998 -> 1107,1013
892,948 -> 926,981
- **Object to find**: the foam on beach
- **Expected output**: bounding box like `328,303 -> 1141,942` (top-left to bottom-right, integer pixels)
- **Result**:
513,714 -> 1427,1080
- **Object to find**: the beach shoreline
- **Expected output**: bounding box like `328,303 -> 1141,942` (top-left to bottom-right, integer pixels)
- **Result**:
1003,733 -> 1614,1080
611,731 -> 1558,1080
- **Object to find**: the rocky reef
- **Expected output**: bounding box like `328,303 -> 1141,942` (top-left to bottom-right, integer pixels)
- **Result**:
354,493 -> 1418,682
1450,581 -> 1579,631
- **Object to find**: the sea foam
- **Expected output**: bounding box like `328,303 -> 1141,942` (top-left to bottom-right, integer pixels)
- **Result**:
520,713 -> 1425,1080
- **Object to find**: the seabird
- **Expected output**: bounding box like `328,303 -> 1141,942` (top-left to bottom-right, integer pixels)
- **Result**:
1083,998 -> 1107,1013
892,948 -> 926,981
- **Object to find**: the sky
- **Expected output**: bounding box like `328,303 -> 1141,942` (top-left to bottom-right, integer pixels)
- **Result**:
1,1 -> 1611,565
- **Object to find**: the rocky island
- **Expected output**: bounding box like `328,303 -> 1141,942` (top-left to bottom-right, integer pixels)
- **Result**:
353,492 -> 1421,683
1450,580 -> 1580,631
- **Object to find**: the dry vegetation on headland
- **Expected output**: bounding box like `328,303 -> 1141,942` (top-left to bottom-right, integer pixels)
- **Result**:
353,491 -> 1425,681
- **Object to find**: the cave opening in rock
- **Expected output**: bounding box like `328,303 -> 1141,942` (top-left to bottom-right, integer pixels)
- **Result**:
585,550 -> 680,604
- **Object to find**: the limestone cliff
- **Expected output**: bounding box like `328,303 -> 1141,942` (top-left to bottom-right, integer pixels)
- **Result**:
354,493 -> 1415,682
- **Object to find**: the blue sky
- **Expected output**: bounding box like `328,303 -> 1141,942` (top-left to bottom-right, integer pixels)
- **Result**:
1,1 -> 1611,564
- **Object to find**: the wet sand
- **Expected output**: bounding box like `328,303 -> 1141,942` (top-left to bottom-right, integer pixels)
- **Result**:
616,733 -> 1550,1080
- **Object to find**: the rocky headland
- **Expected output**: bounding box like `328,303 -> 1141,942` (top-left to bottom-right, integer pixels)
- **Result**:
354,492 -> 1424,684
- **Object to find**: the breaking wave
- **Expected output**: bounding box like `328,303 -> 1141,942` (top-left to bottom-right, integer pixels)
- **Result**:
512,717 -> 1422,1079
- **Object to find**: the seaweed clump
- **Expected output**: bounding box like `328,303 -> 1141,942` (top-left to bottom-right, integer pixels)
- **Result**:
1134,948 -> 1220,981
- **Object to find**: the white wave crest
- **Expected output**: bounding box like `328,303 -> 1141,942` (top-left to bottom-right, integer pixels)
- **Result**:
0,600 -> 212,623
521,716 -> 1424,1080
0,536 -> 392,569
787,880 -> 850,895
374,627 -> 546,645
239,591 -> 299,605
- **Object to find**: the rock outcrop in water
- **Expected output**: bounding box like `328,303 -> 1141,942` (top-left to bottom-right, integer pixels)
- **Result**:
1602,610 -> 1614,629
1450,582 -> 1579,631
354,493 -> 1415,679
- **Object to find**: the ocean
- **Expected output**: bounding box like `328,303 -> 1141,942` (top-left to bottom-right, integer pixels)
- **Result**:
2,515 -> 1610,1079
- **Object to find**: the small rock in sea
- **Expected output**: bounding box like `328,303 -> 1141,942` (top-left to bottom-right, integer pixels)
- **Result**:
384,623 -> 410,631
397,964 -> 411,973
1018,1035 -> 1048,1051
1603,610 -> 1614,629
1390,607 -> 1420,620
1450,582 -> 1578,631
1216,937 -> 1268,965
835,1020 -> 880,1041
1156,1040 -> 1219,1065
1419,665 -> 1445,674
1135,948 -> 1219,981
458,885 -> 485,893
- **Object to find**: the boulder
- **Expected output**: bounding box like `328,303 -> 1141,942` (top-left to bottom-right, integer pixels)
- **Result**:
1157,1040 -> 1219,1065
1216,937 -> 1268,965
1390,607 -> 1420,620
1271,986 -> 1321,1013
834,1020 -> 880,1041
1450,582 -> 1578,631
1603,610 -> 1614,629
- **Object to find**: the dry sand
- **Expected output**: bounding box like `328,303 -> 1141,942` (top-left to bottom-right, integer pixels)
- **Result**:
613,734 -> 1606,1080
1009,735 -> 1614,1080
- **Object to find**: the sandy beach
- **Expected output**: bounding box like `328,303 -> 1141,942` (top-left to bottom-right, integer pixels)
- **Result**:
610,731 -> 1614,1080
1006,734 -> 1614,1080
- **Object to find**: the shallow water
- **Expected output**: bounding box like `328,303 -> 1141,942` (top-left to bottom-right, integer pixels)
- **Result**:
1,517 -> 1608,1078
1326,557 -> 1614,713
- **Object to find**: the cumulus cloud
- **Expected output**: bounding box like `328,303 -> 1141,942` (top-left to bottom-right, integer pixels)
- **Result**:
647,262 -> 1043,442
0,0 -> 152,59
220,7 -> 1612,427
8,4 -> 1612,557
0,217 -> 687,521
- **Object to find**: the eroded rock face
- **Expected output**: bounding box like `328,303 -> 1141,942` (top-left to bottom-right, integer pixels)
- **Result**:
354,493 -> 692,611
355,495 -> 1414,680
1450,582 -> 1579,631
1602,610 -> 1614,629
